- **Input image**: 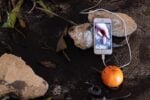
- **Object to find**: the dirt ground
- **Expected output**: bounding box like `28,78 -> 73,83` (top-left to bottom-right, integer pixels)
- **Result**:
0,0 -> 150,100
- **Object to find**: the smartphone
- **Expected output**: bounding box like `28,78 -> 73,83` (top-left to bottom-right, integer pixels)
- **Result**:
94,18 -> 112,55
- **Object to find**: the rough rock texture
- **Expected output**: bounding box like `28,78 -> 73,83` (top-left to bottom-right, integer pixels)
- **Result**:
0,53 -> 48,99
88,11 -> 137,37
139,37 -> 150,65
68,23 -> 93,50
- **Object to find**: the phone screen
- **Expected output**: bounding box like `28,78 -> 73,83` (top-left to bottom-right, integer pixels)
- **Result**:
94,22 -> 112,50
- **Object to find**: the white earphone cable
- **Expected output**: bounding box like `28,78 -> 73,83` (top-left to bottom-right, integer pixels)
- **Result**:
80,0 -> 103,14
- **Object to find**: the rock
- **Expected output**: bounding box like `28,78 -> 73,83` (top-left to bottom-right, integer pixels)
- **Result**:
68,23 -> 93,49
52,85 -> 62,96
140,38 -> 150,65
0,83 -> 15,97
0,53 -> 48,99
68,12 -> 137,49
88,11 -> 137,37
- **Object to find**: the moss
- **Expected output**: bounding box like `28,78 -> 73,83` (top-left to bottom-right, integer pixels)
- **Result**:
143,8 -> 150,16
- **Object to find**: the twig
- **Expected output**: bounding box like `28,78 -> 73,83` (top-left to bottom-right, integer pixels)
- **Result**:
28,1 -> 36,14
1,41 -> 13,52
62,50 -> 71,62
110,92 -> 132,100
91,67 -> 101,73
8,0 -> 12,11
14,27 -> 26,39
36,7 -> 77,25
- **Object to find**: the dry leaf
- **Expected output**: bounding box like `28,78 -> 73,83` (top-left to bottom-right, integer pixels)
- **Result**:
39,61 -> 56,68
63,27 -> 68,36
56,27 -> 68,52
56,36 -> 67,52
18,18 -> 26,28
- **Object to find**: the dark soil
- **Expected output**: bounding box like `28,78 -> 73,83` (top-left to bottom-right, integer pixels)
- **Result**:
0,0 -> 150,100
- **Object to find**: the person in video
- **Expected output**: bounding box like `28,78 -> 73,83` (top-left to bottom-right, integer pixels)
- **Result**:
95,23 -> 111,49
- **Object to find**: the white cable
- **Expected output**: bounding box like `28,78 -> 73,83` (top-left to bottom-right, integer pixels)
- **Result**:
97,9 -> 132,68
108,10 -> 132,68
102,54 -> 106,66
80,0 -> 103,14
79,2 -> 132,68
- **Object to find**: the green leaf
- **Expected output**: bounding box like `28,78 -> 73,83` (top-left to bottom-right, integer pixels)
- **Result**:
36,7 -> 55,17
2,0 -> 24,28
46,97 -> 52,100
36,0 -> 48,9
36,0 -> 53,17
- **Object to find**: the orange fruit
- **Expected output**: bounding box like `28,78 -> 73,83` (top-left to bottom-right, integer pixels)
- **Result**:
101,65 -> 124,88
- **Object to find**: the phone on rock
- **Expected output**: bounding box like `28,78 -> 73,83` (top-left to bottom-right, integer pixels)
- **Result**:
93,18 -> 112,55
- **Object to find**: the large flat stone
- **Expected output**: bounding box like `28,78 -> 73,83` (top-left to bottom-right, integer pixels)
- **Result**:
0,53 -> 49,99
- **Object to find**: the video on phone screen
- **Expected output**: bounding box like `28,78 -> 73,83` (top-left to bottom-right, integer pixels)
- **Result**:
94,23 -> 111,50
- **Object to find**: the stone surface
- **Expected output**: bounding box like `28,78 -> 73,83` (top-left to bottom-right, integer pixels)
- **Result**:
88,11 -> 137,37
68,12 -> 137,49
140,37 -> 150,65
0,53 -> 48,99
68,23 -> 93,50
